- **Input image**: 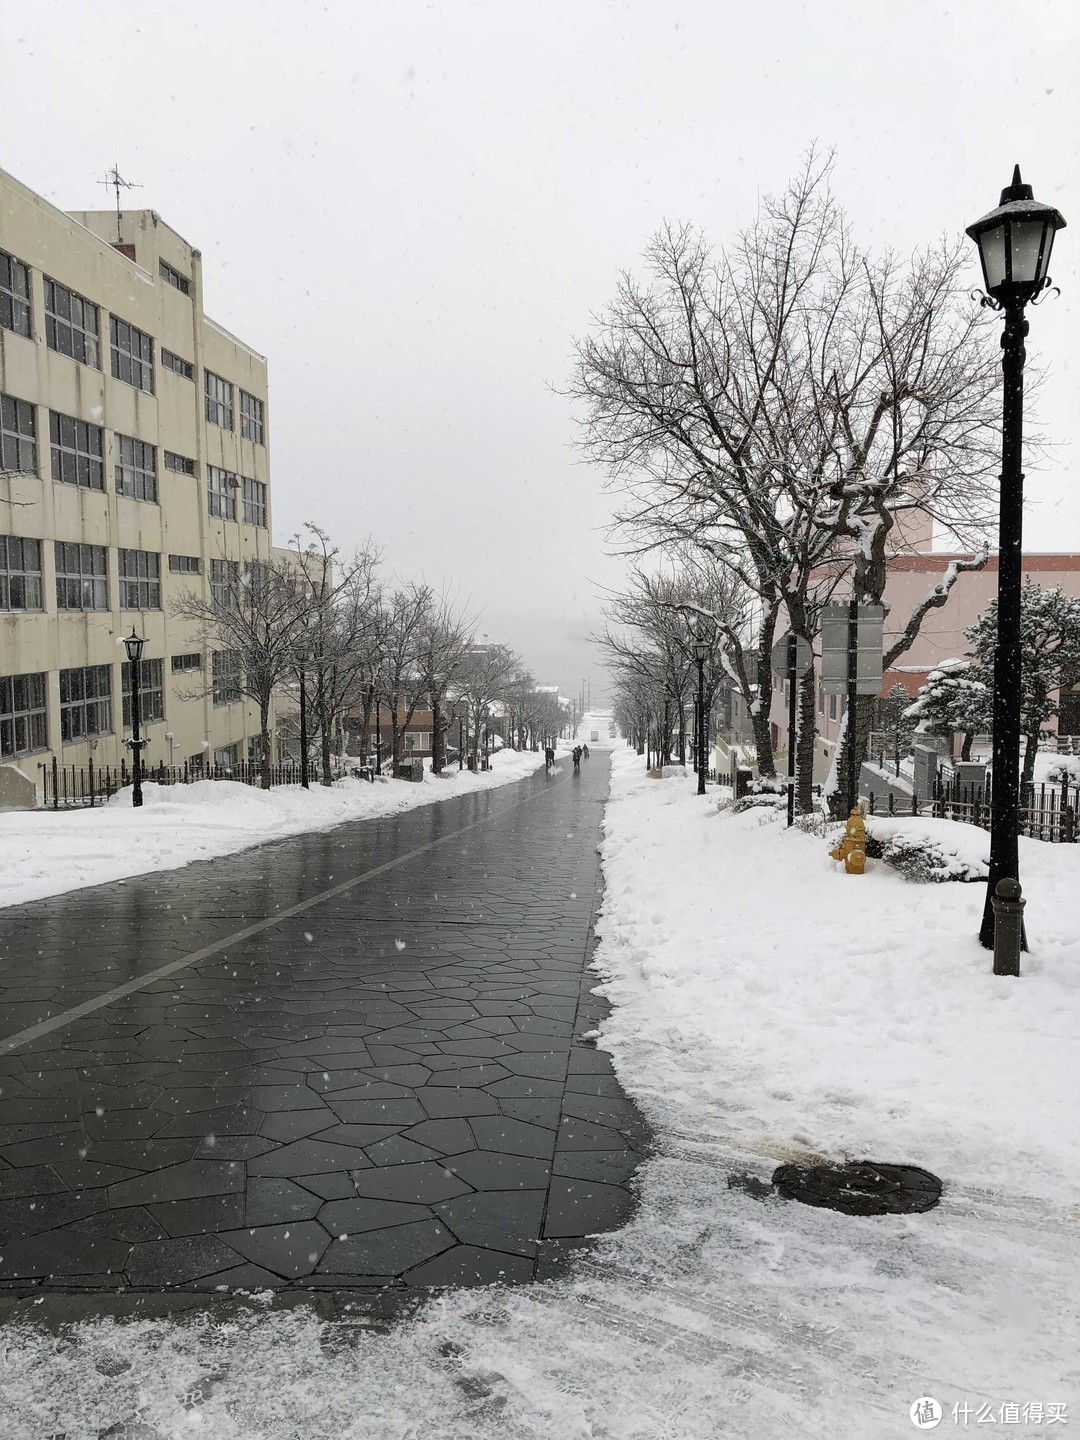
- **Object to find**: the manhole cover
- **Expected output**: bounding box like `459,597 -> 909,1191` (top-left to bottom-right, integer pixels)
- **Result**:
771,1161 -> 942,1216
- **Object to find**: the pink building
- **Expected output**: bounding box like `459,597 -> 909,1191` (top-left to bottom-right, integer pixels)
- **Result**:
769,544 -> 1080,769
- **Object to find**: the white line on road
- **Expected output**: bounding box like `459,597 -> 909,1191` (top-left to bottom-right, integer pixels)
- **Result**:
1,773 -> 565,1055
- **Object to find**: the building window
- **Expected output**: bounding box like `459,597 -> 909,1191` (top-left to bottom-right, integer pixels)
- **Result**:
44,278 -> 100,368
171,652 -> 202,673
242,476 -> 267,527
168,554 -> 201,575
161,348 -> 194,380
828,693 -> 837,721
404,732 -> 431,753
212,651 -> 242,706
207,465 -> 237,519
59,664 -> 112,742
118,548 -> 161,610
115,435 -> 157,503
214,741 -> 241,768
0,251 -> 31,338
210,558 -> 240,609
0,536 -> 43,611
110,315 -> 155,394
55,541 -> 108,611
159,259 -> 191,295
1,394 -> 37,474
50,411 -> 104,491
164,450 -> 196,476
205,371 -> 233,429
239,390 -> 264,444
0,671 -> 47,756
121,657 -> 165,727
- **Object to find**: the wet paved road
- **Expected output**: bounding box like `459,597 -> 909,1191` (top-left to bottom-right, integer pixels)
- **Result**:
0,754 -> 647,1292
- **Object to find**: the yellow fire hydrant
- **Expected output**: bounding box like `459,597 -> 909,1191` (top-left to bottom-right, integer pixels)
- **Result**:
829,807 -> 867,874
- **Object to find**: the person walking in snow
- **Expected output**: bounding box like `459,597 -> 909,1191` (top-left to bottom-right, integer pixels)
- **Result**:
572,745 -> 582,772
582,744 -> 590,759
544,746 -> 555,770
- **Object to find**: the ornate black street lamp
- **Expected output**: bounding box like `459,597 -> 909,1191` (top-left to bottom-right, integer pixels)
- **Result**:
458,715 -> 465,771
693,637 -> 708,796
123,628 -> 147,809
374,697 -> 383,776
967,166 -> 1065,967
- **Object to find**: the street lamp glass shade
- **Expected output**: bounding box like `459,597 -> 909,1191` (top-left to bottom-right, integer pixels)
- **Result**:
123,628 -> 145,663
693,639 -> 709,662
966,167 -> 1065,303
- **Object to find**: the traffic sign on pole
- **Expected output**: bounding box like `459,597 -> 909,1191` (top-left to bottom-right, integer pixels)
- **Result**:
820,604 -> 884,695
771,633 -> 813,678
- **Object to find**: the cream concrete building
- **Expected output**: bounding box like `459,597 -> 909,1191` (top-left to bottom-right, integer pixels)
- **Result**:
0,165 -> 277,789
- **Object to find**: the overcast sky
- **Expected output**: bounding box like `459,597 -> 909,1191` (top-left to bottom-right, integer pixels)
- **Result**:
6,0 -> 1079,701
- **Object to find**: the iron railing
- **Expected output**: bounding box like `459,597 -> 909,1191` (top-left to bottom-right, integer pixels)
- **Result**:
866,774 -> 1078,844
37,756 -> 315,809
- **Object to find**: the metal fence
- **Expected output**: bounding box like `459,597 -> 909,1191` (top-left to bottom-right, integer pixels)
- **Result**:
867,774 -> 1078,844
37,756 -> 309,809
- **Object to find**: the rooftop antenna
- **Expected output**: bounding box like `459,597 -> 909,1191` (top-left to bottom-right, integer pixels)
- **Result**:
98,164 -> 141,244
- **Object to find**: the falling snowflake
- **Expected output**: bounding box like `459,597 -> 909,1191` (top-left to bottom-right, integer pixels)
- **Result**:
395,939 -> 406,952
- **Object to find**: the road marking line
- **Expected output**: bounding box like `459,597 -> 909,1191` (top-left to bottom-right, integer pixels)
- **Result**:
1,771 -> 567,1055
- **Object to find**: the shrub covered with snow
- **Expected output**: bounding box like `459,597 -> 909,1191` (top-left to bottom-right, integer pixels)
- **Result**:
865,816 -> 989,882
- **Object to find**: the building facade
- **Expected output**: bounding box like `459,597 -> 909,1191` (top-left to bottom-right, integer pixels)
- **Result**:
1,167 -> 275,786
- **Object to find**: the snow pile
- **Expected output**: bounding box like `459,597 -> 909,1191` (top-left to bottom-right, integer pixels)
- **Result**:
0,748 -> 547,910
865,814 -> 989,882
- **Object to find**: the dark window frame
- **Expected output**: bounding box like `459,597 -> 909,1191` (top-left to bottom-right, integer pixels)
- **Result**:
159,259 -> 191,295
241,475 -> 267,528
164,450 -> 196,476
50,411 -> 104,491
0,535 -> 43,611
205,371 -> 234,430
0,670 -> 48,756
110,314 -> 155,394
161,348 -> 194,380
121,657 -> 165,727
1,393 -> 37,474
115,434 -> 158,503
171,652 -> 202,674
239,390 -> 265,444
118,548 -> 162,611
44,278 -> 101,368
59,663 -> 112,743
168,554 -> 201,575
207,465 -> 237,520
0,250 -> 31,338
212,650 -> 242,706
54,540 -> 109,611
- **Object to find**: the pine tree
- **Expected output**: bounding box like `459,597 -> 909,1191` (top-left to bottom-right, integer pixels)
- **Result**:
966,582 -> 1080,782
905,660 -> 991,762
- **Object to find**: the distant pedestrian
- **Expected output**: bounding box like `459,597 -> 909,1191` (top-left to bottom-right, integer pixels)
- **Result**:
582,744 -> 590,759
544,747 -> 555,770
572,745 -> 582,772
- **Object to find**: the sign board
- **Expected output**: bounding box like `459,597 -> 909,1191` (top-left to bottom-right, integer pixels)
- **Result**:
820,604 -> 884,695
771,632 -> 814,679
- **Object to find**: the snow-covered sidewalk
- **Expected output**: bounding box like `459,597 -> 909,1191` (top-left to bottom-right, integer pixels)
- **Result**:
3,741 -> 1078,1438
0,748 -> 549,911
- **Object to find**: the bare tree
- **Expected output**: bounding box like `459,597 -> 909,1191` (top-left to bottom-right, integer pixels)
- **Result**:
459,643 -> 518,767
570,150 -> 1002,798
172,555 -> 305,789
289,526 -> 382,785
415,593 -> 477,773
376,583 -> 435,769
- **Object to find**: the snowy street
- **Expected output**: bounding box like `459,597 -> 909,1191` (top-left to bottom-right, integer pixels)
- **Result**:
3,739 -> 1077,1437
